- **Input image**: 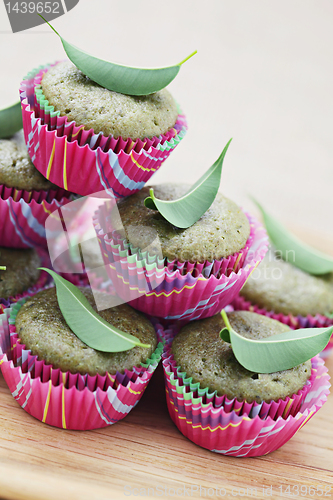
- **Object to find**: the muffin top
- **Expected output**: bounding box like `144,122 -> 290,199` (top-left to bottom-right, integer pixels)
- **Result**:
115,184 -> 251,262
15,287 -> 157,376
0,131 -> 56,191
0,247 -> 41,298
240,250 -> 333,316
41,61 -> 179,140
171,310 -> 311,403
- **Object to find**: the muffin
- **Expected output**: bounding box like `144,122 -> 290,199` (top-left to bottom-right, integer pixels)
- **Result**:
0,130 -> 73,248
95,184 -> 268,321
20,62 -> 187,197
0,247 -> 47,313
171,310 -> 311,403
115,184 -> 250,262
15,286 -> 157,376
233,250 -> 333,355
162,311 -> 330,457
0,130 -> 56,191
41,61 -> 179,140
0,287 -> 163,429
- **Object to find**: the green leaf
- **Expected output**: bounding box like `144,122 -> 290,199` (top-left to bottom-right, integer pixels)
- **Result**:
220,310 -> 333,373
39,15 -> 196,96
0,102 -> 23,139
39,268 -> 151,353
252,198 -> 333,275
144,139 -> 232,228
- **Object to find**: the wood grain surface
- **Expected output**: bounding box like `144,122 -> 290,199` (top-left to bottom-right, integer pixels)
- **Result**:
0,232 -> 332,500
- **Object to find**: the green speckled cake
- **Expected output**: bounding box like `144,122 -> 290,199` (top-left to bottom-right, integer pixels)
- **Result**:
239,250 -> 333,317
116,183 -> 251,262
171,310 -> 311,403
0,247 -> 41,299
15,287 -> 157,376
41,61 -> 179,140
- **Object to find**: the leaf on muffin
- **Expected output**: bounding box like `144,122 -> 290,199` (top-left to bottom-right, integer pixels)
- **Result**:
38,15 -> 196,96
144,139 -> 232,228
252,199 -> 333,275
220,310 -> 333,373
40,268 -> 151,352
0,102 -> 23,139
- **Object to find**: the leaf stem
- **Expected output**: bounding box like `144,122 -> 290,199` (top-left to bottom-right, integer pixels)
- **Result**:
179,50 -> 198,66
221,309 -> 232,331
38,14 -> 60,37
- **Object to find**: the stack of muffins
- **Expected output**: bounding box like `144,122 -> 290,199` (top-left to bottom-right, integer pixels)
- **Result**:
0,53 -> 330,458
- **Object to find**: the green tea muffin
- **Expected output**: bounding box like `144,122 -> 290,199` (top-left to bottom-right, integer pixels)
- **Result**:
171,310 -> 311,403
115,184 -> 251,262
41,61 -> 179,140
0,247 -> 41,298
0,131 -> 56,191
240,250 -> 333,317
15,286 -> 157,376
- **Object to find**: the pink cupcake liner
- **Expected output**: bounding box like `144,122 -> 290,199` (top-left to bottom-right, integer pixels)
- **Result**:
0,182 -> 73,249
232,295 -> 333,358
20,63 -> 187,197
161,329 -> 330,457
0,301 -> 163,430
94,209 -> 269,322
0,248 -> 51,314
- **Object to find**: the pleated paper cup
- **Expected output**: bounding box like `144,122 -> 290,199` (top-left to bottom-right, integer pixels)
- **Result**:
161,332 -> 330,458
94,210 -> 269,322
233,295 -> 333,358
20,63 -> 187,198
0,183 -> 73,249
0,301 -> 164,430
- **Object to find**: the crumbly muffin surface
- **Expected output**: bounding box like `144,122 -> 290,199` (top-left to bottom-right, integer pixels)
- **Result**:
115,184 -> 250,262
0,131 -> 56,191
0,247 -> 41,298
41,61 -> 179,140
240,250 -> 333,316
16,287 -> 157,376
171,310 -> 311,403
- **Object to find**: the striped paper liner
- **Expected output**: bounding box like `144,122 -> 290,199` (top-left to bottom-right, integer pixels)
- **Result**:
20,62 -> 187,198
0,183 -> 73,249
233,295 -> 333,358
94,210 -> 269,322
0,301 -> 163,430
160,325 -> 330,457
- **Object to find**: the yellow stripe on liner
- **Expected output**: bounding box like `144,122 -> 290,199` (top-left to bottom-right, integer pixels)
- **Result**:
41,200 -> 52,216
282,398 -> 294,419
62,372 -> 67,429
46,139 -> 56,180
130,152 -> 157,172
233,252 -> 242,271
42,380 -> 52,423
71,126 -> 85,139
170,400 -> 252,431
128,387 -> 142,395
63,139 -> 68,191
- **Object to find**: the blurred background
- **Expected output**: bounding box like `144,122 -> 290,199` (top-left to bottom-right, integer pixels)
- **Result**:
1,0 -> 332,240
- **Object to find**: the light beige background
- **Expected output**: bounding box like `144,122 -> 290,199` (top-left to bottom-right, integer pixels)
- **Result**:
1,0 -> 332,238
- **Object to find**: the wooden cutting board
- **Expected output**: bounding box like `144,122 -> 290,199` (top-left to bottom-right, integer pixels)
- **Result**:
0,230 -> 332,500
